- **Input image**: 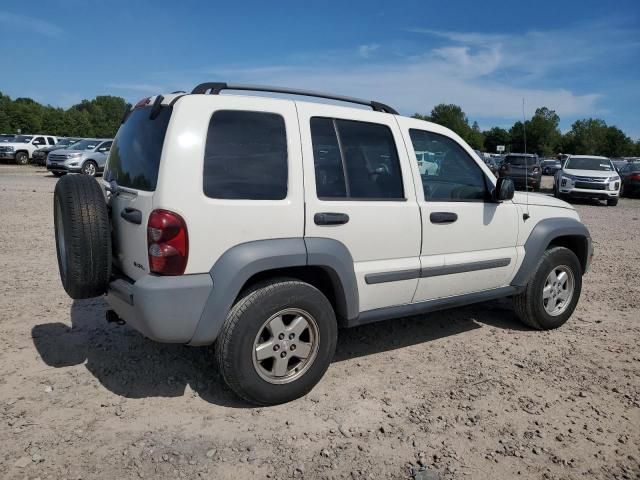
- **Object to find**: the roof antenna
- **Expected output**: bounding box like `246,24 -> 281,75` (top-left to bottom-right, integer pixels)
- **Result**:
522,98 -> 530,221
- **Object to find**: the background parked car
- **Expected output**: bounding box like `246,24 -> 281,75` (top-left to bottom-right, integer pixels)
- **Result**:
31,138 -> 81,166
0,134 -> 15,142
483,156 -> 499,176
611,158 -> 628,173
498,153 -> 541,191
553,155 -> 620,206
0,134 -> 58,164
47,138 -> 112,176
541,158 -> 562,175
619,160 -> 640,197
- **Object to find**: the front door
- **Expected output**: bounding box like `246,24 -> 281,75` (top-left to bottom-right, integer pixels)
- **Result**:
298,103 -> 422,313
396,118 -> 519,302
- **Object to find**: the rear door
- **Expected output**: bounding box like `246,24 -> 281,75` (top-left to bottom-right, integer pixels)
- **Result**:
104,105 -> 173,280
298,102 -> 421,312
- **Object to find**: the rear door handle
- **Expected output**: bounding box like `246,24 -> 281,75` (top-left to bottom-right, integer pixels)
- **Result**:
314,212 -> 350,226
430,212 -> 458,224
120,207 -> 142,225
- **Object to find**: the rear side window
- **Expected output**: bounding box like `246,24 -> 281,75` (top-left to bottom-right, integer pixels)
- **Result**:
203,110 -> 288,200
106,107 -> 172,191
311,117 -> 404,200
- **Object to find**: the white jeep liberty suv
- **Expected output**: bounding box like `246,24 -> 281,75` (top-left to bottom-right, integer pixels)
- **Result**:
53,83 -> 593,405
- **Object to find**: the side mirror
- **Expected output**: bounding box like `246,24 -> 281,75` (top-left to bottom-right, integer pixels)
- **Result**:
493,177 -> 515,202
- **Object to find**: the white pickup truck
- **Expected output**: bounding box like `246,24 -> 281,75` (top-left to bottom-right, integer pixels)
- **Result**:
0,134 -> 58,164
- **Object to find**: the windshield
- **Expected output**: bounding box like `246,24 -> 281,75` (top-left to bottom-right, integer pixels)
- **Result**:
565,157 -> 613,171
14,135 -> 34,143
70,139 -> 100,151
57,138 -> 79,147
505,156 -> 537,166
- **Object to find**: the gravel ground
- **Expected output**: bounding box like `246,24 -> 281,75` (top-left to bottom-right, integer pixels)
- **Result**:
0,165 -> 639,480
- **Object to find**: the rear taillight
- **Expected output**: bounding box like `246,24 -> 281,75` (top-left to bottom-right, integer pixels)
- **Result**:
147,209 -> 188,275
631,174 -> 640,181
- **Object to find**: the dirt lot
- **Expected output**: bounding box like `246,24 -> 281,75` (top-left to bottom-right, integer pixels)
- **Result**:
0,165 -> 638,480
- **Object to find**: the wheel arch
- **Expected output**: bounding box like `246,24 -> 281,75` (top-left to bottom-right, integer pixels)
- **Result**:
511,217 -> 592,287
188,238 -> 358,346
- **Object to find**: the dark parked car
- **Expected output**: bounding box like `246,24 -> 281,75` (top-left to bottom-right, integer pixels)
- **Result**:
541,158 -> 562,175
498,153 -> 541,191
31,138 -> 81,166
619,160 -> 640,197
484,157 -> 499,176
611,159 -> 628,173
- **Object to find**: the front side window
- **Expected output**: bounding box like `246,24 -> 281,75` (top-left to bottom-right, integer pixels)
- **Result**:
203,110 -> 288,200
409,129 -> 487,202
310,117 -> 404,200
99,141 -> 112,152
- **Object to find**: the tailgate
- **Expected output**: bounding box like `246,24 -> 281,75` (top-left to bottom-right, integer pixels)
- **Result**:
108,189 -> 154,280
104,102 -> 172,280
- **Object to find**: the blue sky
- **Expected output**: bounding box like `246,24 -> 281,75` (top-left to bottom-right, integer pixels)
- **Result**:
1,0 -> 639,138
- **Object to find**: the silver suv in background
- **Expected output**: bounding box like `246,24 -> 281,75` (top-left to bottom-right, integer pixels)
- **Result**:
47,138 -> 112,176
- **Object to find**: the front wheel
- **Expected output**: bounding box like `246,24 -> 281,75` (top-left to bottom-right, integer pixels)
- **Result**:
15,152 -> 29,165
607,197 -> 619,206
514,246 -> 582,330
81,160 -> 98,177
215,280 -> 338,405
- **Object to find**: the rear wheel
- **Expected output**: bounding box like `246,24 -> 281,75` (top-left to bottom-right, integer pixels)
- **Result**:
15,151 -> 28,165
54,175 -> 111,299
215,280 -> 337,405
514,246 -> 582,330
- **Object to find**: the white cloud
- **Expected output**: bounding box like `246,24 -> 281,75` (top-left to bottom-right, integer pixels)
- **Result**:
357,43 -> 380,58
128,19 -> 637,125
0,11 -> 62,37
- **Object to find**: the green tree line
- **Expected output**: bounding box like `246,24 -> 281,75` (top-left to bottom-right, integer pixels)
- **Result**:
1,91 -> 638,157
414,104 -> 640,157
0,91 -> 126,139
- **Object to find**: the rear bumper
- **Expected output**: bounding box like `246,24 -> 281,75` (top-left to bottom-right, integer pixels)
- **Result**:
502,174 -> 541,187
106,273 -> 213,343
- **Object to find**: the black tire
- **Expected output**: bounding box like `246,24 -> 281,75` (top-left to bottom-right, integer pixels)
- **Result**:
15,151 -> 28,165
81,160 -> 98,177
607,197 -> 619,207
215,279 -> 338,405
533,183 -> 540,192
514,246 -> 582,330
53,172 -> 66,177
53,175 -> 111,299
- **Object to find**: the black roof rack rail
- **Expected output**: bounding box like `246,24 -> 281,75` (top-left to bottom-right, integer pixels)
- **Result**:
191,82 -> 399,115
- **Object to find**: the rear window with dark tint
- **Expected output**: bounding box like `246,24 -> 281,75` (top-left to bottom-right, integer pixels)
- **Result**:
203,110 -> 288,200
505,156 -> 538,166
105,107 -> 172,191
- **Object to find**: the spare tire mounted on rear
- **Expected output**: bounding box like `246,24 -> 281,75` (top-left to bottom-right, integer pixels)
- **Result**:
54,175 -> 112,299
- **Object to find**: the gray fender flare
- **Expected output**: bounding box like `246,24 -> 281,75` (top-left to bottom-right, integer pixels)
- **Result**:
511,217 -> 592,287
188,238 -> 358,346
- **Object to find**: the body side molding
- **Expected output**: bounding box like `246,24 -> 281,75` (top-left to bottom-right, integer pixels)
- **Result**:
351,286 -> 524,327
